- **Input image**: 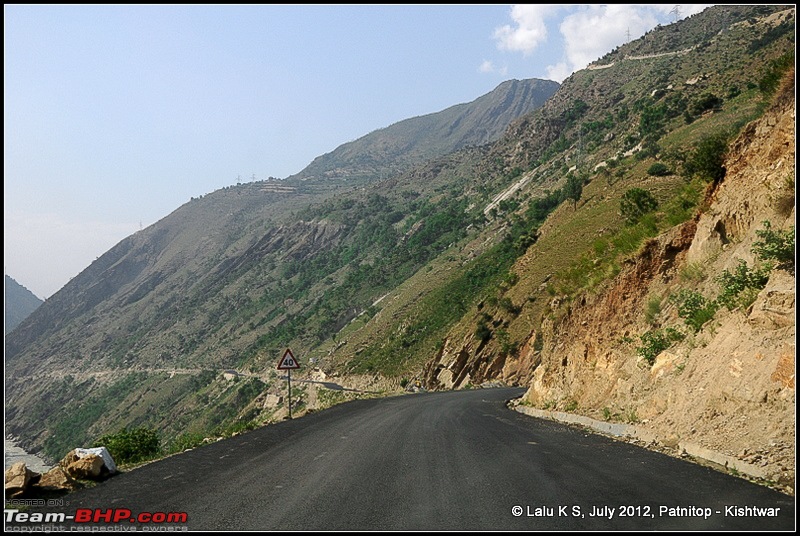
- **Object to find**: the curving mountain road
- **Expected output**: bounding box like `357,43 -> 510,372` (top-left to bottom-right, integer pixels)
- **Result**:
20,388 -> 794,530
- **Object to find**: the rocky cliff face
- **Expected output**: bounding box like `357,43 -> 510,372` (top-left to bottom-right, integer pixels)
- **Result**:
521,75 -> 795,488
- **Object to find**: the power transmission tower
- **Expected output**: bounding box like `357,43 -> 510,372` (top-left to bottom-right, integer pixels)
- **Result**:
669,6 -> 681,23
626,27 -> 631,43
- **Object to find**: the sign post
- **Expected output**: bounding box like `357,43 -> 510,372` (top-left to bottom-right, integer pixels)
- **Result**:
277,348 -> 301,419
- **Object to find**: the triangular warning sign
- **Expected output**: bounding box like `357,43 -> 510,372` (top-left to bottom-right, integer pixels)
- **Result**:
277,348 -> 300,370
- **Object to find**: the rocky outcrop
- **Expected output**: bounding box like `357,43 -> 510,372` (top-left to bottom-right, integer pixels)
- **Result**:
423,325 -> 534,390
37,466 -> 78,492
64,455 -> 105,480
525,221 -> 698,409
687,71 -> 795,266
4,462 -> 80,498
5,462 -> 36,498
749,271 -> 796,330
520,74 -> 795,489
60,447 -> 117,480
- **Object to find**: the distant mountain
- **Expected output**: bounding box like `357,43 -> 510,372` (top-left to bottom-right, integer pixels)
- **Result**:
5,77 -> 558,461
287,78 -> 559,184
5,275 -> 43,335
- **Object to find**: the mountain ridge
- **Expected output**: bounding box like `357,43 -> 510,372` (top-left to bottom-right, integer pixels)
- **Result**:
4,275 -> 43,335
287,78 -> 559,183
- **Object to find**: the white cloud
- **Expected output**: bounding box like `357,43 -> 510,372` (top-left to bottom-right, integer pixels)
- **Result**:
478,60 -> 507,75
493,5 -> 561,55
4,211 -> 137,299
491,5 -> 714,82
558,5 -> 659,71
545,62 -> 572,83
544,4 -> 713,81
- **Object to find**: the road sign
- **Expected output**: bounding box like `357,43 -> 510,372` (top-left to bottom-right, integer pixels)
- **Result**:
277,348 -> 300,370
277,348 -> 300,419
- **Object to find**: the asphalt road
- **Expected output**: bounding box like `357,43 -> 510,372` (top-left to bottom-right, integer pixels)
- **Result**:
17,388 -> 795,530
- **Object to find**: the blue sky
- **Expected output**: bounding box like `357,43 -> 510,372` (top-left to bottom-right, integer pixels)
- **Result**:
4,5 -> 708,299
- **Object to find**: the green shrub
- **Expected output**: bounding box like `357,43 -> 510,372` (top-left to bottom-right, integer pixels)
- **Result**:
679,261 -> 706,283
671,289 -> 717,332
215,420 -> 258,438
620,188 -> 659,225
647,162 -> 671,176
690,92 -> 723,116
475,320 -> 491,342
726,85 -> 741,99
683,132 -> 730,183
636,328 -> 684,365
716,259 -> 772,310
499,297 -> 521,316
759,52 -> 794,95
94,427 -> 161,465
752,221 -> 794,270
639,101 -> 667,137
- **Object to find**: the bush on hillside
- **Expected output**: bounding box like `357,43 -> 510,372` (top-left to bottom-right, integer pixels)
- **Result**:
683,132 -> 730,183
752,221 -> 795,270
670,289 -> 717,332
620,188 -> 659,225
636,328 -> 684,365
647,162 -> 671,176
94,427 -> 162,465
716,259 -> 772,311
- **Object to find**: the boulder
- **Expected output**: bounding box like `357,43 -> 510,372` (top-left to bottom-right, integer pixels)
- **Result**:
59,449 -> 81,468
75,447 -> 117,474
65,454 -> 105,480
60,446 -> 117,478
36,466 -> 78,492
5,462 -> 37,498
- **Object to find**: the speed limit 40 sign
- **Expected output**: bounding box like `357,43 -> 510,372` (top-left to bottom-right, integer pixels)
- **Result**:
277,348 -> 300,370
